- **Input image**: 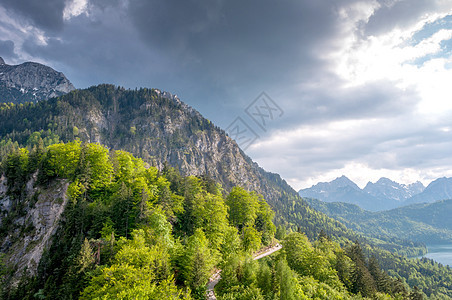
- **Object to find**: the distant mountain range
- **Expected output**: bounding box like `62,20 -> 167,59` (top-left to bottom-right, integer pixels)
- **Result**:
404,177 -> 452,206
0,56 -> 75,103
364,177 -> 425,201
299,175 -> 452,211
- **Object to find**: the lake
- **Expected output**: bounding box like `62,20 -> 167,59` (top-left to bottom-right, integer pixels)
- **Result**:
420,244 -> 452,267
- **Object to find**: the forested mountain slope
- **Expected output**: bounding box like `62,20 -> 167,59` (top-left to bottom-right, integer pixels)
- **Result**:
0,84 -> 361,241
306,197 -> 452,244
1,85 -> 452,298
0,142 -> 432,300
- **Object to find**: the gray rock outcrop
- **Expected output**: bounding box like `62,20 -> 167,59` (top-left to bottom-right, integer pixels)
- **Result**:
0,57 -> 75,103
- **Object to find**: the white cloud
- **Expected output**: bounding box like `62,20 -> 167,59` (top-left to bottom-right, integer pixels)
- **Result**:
333,20 -> 451,83
330,6 -> 452,117
63,0 -> 90,21
247,3 -> 452,190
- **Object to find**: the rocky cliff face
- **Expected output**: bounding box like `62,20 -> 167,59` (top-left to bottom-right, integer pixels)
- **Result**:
0,57 -> 75,103
76,87 -> 280,204
0,174 -> 69,285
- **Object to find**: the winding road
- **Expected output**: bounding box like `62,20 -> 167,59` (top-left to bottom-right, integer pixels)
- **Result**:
206,244 -> 282,300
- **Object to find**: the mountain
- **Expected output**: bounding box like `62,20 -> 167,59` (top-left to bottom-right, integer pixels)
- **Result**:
404,177 -> 452,205
299,175 -> 397,211
0,85 -> 362,289
300,176 -> 428,211
1,141 -> 446,299
0,57 -> 75,103
300,175 -> 360,197
2,84 -> 433,254
1,85 -> 452,298
298,175 -> 359,201
0,84 -> 362,242
306,197 -> 452,244
363,177 -> 425,202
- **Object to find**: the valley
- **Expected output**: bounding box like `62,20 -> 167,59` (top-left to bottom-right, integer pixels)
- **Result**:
419,244 -> 452,267
305,197 -> 452,245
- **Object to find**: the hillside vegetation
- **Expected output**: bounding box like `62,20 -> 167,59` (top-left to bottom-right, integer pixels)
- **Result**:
306,198 -> 452,244
0,86 -> 451,298
0,85 -> 426,252
0,141 -> 432,299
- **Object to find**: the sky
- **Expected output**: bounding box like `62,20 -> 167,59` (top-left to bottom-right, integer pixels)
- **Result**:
1,0 -> 452,190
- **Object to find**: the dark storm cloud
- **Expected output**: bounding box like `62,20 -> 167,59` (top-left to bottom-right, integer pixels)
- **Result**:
128,0 -> 340,92
2,0 -> 452,188
0,40 -> 17,60
1,0 -> 66,31
19,0 -> 352,125
20,7 -> 164,89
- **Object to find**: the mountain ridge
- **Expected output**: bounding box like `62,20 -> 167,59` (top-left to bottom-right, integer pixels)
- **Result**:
405,177 -> 452,205
298,175 -> 452,211
299,175 -> 402,211
0,84 -> 360,241
0,57 -> 75,103
363,177 -> 425,202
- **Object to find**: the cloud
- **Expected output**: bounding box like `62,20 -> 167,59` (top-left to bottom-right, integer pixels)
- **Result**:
1,0 -> 66,31
127,0 -> 341,98
249,109 -> 452,189
364,0 -> 452,36
1,0 -> 452,192
245,1 -> 452,190
63,0 -> 90,21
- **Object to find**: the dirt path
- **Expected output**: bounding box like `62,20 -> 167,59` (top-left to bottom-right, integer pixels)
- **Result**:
206,244 -> 282,300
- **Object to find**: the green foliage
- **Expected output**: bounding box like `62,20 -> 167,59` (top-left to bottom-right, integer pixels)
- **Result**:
179,229 -> 214,298
38,140 -> 81,181
0,131 -> 450,299
0,141 -> 280,299
241,226 -> 262,253
5,148 -> 29,199
80,230 -> 187,300
78,143 -> 113,193
216,232 -> 421,300
226,187 -> 260,231
283,232 -> 343,289
226,187 -> 275,251
220,226 -> 241,261
306,197 -> 452,246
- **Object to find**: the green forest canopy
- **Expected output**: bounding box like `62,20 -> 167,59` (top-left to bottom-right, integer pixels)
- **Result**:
1,142 -> 451,299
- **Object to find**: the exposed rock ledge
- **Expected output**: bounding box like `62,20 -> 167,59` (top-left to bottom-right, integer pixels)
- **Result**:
0,174 -> 69,286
